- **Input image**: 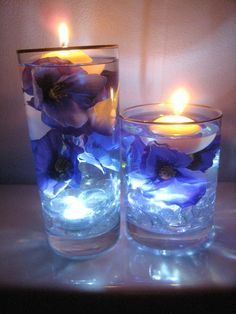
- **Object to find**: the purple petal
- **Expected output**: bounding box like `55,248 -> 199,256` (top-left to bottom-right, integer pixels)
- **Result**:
62,73 -> 106,95
128,136 -> 146,172
22,57 -> 75,96
152,169 -> 207,207
61,73 -> 108,108
43,101 -> 90,128
32,129 -> 81,197
141,143 -> 192,178
81,131 -> 119,172
78,152 -> 104,173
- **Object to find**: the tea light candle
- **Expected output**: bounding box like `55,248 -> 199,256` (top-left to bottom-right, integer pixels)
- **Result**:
150,88 -> 200,136
152,115 -> 200,137
42,22 -> 104,74
43,49 -> 93,64
149,89 -> 216,154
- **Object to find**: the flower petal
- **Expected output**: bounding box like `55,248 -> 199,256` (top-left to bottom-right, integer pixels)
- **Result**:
32,129 -> 81,197
140,143 -> 192,180
43,101 -> 90,128
78,151 -> 104,173
80,132 -> 119,172
128,136 -> 146,172
143,168 -> 207,207
59,73 -> 108,109
99,155 -> 120,172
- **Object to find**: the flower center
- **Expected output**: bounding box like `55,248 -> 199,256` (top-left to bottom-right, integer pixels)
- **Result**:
158,165 -> 176,180
49,83 -> 67,102
53,156 -> 72,180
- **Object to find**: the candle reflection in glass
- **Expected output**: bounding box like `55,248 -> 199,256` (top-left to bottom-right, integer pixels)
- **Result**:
121,89 -> 222,254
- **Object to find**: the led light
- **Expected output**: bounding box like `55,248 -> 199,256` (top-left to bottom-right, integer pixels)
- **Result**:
62,196 -> 94,220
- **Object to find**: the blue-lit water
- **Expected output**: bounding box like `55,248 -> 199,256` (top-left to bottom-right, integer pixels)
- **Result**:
41,162 -> 120,258
42,176 -> 120,236
126,153 -> 219,232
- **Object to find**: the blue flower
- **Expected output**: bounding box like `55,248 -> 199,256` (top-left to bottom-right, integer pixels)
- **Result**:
78,132 -> 119,173
189,135 -> 221,171
22,57 -> 74,96
128,142 -> 207,207
126,136 -> 146,171
23,57 -> 107,129
32,129 -> 83,198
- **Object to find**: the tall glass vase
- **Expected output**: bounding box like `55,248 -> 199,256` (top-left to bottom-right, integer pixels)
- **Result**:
17,45 -> 120,259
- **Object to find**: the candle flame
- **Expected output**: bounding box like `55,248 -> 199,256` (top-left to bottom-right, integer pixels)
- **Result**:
58,22 -> 69,47
170,88 -> 189,116
110,88 -> 114,102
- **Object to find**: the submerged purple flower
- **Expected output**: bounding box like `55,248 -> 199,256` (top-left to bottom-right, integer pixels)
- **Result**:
128,142 -> 207,207
78,132 -> 119,173
23,57 -> 108,129
22,57 -> 74,96
189,135 -> 221,172
32,129 -> 83,198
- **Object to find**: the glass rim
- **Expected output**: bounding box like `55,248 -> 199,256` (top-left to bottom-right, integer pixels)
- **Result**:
119,103 -> 223,125
17,44 -> 118,54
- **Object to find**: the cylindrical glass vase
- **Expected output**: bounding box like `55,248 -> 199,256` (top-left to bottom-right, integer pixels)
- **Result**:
17,45 -> 120,259
120,103 -> 222,254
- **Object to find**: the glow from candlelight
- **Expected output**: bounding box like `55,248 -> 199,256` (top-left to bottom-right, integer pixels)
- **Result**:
58,22 -> 69,47
170,88 -> 189,116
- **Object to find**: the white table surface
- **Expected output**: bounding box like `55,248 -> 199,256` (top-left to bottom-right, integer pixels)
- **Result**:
0,182 -> 236,295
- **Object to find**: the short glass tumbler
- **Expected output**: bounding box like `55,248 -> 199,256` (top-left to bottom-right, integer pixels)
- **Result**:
17,45 -> 120,259
120,104 -> 222,253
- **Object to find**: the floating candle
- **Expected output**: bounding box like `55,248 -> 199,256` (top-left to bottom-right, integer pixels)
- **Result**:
43,49 -> 93,64
42,22 -> 104,74
151,88 -> 201,136
147,88 -> 217,153
152,115 -> 200,136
